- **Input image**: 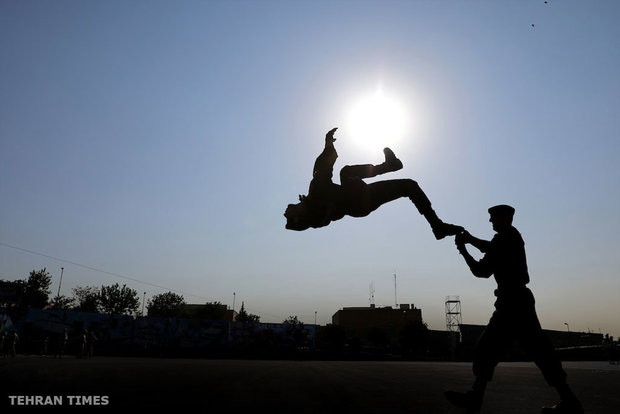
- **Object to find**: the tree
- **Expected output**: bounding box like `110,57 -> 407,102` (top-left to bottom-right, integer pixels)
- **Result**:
282,315 -> 308,350
0,279 -> 27,323
22,268 -> 52,309
72,286 -> 101,313
147,292 -> 185,317
99,283 -> 139,315
236,301 -> 260,322
0,279 -> 26,306
48,295 -> 75,311
282,315 -> 301,325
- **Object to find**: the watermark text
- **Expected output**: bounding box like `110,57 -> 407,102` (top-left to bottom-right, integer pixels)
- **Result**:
8,395 -> 109,406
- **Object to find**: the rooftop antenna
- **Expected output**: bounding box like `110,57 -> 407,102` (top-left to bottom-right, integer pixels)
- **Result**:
394,271 -> 397,308
56,267 -> 64,298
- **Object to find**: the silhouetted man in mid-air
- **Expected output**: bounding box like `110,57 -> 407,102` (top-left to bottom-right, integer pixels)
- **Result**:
284,127 -> 462,239
446,204 -> 583,414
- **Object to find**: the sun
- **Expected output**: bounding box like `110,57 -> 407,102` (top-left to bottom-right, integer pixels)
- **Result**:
346,87 -> 408,154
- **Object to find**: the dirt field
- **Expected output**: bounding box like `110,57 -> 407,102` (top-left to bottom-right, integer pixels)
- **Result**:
1,357 -> 618,413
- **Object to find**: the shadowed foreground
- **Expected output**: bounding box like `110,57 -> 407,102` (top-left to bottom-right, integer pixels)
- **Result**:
1,358 -> 618,413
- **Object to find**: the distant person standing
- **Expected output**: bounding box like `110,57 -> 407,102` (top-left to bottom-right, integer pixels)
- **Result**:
0,332 -> 6,357
41,336 -> 49,357
86,330 -> 97,359
79,330 -> 88,358
445,205 -> 583,414
56,328 -> 69,359
603,334 -> 618,365
9,330 -> 18,357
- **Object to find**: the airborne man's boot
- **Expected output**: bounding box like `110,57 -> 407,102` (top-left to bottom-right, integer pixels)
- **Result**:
408,183 -> 463,240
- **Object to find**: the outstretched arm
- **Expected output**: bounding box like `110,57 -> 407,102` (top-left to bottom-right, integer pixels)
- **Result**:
455,231 -> 493,279
312,127 -> 339,179
461,230 -> 492,253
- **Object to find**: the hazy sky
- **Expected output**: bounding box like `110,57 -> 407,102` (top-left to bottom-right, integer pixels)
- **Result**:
1,0 -> 618,337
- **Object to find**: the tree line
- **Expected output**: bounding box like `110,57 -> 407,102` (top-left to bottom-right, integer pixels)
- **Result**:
2,268 -> 141,315
1,268 -> 261,321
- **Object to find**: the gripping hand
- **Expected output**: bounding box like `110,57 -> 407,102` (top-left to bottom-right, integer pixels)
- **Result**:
455,230 -> 469,254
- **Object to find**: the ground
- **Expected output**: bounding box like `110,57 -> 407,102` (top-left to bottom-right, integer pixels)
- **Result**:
1,357 -> 618,413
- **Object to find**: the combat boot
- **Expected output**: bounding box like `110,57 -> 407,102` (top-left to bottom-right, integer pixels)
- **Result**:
429,221 -> 464,240
382,147 -> 403,172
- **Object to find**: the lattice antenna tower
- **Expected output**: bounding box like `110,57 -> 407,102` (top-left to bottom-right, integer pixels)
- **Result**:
369,281 -> 375,306
445,296 -> 462,336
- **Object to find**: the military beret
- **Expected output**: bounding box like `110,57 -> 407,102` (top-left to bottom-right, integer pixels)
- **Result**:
488,204 -> 515,216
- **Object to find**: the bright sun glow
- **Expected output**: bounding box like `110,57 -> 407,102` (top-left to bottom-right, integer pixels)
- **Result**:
346,87 -> 408,154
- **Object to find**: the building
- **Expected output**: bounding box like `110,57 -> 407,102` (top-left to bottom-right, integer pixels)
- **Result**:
332,304 -> 423,347
180,303 -> 237,322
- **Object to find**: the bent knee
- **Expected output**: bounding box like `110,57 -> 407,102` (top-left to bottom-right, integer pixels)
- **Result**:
403,179 -> 421,192
339,165 -> 360,180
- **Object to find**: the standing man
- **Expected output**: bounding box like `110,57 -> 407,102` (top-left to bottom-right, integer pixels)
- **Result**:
0,331 -> 5,357
9,330 -> 18,357
446,204 -> 583,414
86,330 -> 97,359
56,328 -> 68,359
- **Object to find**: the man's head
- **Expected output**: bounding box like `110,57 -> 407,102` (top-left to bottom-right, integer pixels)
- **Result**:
488,204 -> 515,232
284,196 -> 312,231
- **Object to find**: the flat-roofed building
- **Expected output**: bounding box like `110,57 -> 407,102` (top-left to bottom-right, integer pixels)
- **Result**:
332,304 -> 423,346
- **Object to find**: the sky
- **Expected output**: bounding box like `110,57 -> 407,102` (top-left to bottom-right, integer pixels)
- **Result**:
1,0 -> 618,337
